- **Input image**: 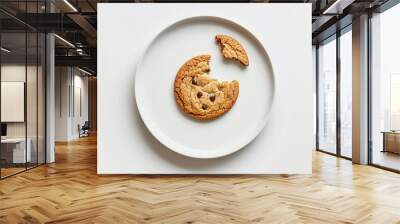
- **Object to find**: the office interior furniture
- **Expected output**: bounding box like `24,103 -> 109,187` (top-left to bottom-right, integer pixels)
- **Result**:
0,138 -> 32,165
382,131 -> 400,154
79,121 -> 90,138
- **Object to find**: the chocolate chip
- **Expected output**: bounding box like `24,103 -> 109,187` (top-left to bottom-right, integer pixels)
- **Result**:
192,77 -> 198,85
209,94 -> 216,102
197,92 -> 203,98
202,104 -> 208,110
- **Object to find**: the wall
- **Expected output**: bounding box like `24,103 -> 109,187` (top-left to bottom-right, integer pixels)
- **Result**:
55,67 -> 69,141
72,72 -> 89,138
55,67 -> 89,141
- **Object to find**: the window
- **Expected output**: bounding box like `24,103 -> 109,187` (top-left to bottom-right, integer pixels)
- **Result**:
318,37 -> 337,154
370,3 -> 400,171
340,29 -> 352,158
317,26 -> 353,159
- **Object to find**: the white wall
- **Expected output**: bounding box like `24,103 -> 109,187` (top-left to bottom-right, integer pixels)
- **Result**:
55,66 -> 69,141
71,73 -> 89,138
55,67 -> 89,141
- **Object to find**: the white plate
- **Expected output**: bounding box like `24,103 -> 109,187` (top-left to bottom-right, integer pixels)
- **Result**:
135,16 -> 275,159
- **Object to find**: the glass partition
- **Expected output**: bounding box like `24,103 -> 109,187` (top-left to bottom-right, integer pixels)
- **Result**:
0,2 -> 46,179
27,31 -> 38,169
38,32 -> 45,165
0,31 -> 28,177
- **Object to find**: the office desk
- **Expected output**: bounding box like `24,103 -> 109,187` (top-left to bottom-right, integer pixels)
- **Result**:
382,131 -> 400,154
1,138 -> 31,163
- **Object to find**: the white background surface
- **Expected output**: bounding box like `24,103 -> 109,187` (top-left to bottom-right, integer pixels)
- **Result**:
98,3 -> 313,174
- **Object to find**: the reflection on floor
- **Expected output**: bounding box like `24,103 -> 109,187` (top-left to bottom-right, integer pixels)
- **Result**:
373,150 -> 400,171
0,167 -> 25,178
0,162 -> 41,178
0,135 -> 400,223
341,147 -> 352,158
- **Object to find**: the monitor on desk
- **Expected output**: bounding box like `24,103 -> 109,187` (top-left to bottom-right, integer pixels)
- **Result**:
1,123 -> 7,138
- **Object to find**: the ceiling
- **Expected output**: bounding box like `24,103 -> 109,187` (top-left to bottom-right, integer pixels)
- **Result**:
0,0 -> 395,74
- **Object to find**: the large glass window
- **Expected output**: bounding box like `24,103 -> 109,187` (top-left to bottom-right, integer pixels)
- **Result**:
317,28 -> 353,159
371,3 -> 400,171
318,37 -> 337,154
340,29 -> 352,158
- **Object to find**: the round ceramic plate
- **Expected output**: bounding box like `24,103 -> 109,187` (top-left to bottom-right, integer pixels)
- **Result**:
135,16 -> 275,159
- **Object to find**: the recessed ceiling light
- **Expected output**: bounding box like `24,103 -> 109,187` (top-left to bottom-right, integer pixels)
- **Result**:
63,0 -> 78,12
78,67 -> 93,76
322,0 -> 354,15
1,47 -> 11,53
54,34 -> 75,48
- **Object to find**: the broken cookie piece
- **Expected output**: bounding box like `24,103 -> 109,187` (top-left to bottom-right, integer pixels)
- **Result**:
215,34 -> 249,66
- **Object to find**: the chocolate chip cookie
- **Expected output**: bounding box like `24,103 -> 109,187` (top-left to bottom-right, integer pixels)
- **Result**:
215,35 -> 249,66
174,55 -> 239,120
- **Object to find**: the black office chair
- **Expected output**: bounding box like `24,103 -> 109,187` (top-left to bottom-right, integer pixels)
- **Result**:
79,121 -> 90,138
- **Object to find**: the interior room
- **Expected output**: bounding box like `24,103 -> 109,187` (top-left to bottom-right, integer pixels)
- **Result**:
0,0 -> 400,223
0,27 -> 46,178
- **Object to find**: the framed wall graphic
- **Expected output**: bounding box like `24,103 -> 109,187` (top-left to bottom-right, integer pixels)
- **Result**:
1,81 -> 25,122
97,3 -> 313,174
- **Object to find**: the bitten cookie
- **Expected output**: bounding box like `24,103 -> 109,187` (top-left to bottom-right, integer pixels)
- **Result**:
215,35 -> 249,66
174,55 -> 239,120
